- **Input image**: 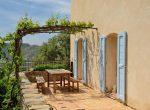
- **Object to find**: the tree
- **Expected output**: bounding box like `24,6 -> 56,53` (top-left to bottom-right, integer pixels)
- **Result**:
32,34 -> 70,62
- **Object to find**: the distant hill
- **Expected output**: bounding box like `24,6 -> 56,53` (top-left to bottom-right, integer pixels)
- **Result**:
2,43 -> 40,60
21,43 -> 40,60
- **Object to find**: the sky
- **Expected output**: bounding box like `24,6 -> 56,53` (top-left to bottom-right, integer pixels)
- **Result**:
0,0 -> 71,45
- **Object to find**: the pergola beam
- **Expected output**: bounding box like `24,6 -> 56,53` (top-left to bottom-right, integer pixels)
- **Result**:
17,25 -> 97,36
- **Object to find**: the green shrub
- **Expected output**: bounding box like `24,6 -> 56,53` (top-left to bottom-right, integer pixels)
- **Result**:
33,63 -> 66,71
0,77 -> 21,109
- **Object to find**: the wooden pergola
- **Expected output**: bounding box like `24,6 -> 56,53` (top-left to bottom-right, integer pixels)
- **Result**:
15,25 -> 97,79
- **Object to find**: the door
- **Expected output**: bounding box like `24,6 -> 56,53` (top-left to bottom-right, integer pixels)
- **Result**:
117,32 -> 127,102
99,35 -> 106,92
82,37 -> 87,83
73,39 -> 78,79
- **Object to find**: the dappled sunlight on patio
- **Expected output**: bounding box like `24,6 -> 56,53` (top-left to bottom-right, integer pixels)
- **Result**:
20,72 -> 133,110
42,83 -> 132,110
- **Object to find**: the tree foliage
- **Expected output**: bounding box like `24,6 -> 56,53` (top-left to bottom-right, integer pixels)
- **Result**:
0,35 -> 21,110
33,34 -> 70,62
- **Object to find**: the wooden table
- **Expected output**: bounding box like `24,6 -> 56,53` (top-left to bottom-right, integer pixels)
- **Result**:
46,69 -> 72,93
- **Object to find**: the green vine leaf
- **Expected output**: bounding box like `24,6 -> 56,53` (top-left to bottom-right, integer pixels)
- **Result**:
87,21 -> 94,27
16,16 -> 40,31
45,16 -> 59,26
60,18 -> 70,26
0,37 -> 5,47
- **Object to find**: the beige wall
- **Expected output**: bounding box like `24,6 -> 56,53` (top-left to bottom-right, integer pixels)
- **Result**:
106,34 -> 117,92
70,31 -> 99,88
71,0 -> 150,110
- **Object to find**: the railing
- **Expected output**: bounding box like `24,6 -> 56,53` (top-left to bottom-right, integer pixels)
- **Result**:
0,60 -> 71,72
20,60 -> 70,71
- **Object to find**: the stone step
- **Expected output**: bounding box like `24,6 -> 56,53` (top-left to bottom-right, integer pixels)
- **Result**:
24,98 -> 45,105
21,78 -> 31,83
21,84 -> 36,89
20,72 -> 50,110
29,104 -> 50,110
23,93 -> 43,98
24,95 -> 43,99
22,88 -> 39,94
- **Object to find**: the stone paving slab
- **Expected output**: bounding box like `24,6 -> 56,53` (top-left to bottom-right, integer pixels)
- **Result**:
24,98 -> 45,105
22,88 -> 39,94
21,85 -> 37,90
21,79 -> 31,84
23,93 -> 43,98
28,105 -> 50,110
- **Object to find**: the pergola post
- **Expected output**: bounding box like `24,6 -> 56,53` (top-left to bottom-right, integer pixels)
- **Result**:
14,38 -> 21,79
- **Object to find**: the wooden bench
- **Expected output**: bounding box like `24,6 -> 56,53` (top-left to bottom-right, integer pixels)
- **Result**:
63,76 -> 79,92
36,76 -> 45,93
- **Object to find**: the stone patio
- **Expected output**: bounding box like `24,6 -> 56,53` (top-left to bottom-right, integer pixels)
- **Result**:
20,72 -> 134,110
43,83 -> 133,110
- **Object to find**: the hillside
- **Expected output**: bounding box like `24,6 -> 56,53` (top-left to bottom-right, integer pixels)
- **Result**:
21,43 -> 40,60
2,43 -> 40,60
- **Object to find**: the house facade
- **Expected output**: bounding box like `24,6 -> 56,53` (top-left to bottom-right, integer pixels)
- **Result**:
70,0 -> 150,110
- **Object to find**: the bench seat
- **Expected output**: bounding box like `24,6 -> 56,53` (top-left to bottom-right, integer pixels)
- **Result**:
63,76 -> 79,92
36,76 -> 45,93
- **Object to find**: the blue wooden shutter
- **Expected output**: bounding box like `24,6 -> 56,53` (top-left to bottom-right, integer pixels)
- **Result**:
82,37 -> 87,83
99,35 -> 106,92
117,32 -> 127,102
73,39 -> 78,79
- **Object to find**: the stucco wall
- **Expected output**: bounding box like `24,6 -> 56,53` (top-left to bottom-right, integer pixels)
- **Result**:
70,31 -> 99,89
71,0 -> 150,110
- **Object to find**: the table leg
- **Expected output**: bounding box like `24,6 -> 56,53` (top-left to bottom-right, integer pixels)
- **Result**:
53,76 -> 56,93
60,76 -> 62,86
47,72 -> 49,87
63,77 -> 65,87
68,74 -> 70,92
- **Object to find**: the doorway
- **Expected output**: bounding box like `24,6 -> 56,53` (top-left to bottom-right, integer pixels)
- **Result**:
74,37 -> 87,83
100,32 -> 127,102
106,33 -> 117,98
77,38 -> 83,80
